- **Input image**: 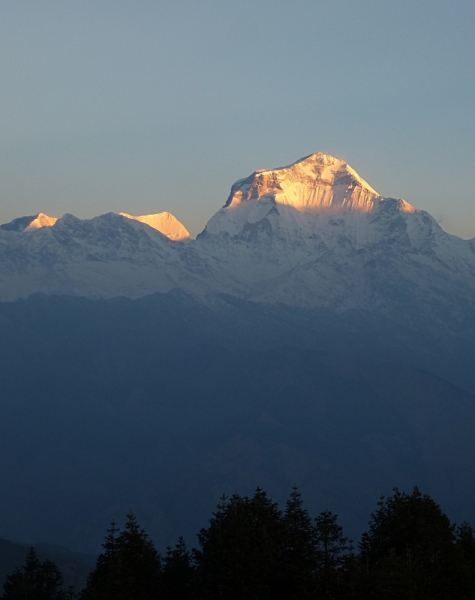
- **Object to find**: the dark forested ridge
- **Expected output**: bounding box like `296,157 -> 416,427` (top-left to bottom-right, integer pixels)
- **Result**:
3,487 -> 475,599
1,292 -> 475,552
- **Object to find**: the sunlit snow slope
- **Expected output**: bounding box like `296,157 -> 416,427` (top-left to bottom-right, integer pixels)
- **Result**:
0,213 -> 58,232
119,211 -> 191,241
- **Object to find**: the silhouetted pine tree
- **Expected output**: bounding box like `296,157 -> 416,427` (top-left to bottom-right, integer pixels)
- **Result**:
161,536 -> 193,600
80,521 -> 120,600
195,488 -> 283,600
2,547 -> 67,600
277,486 -> 316,600
455,521 -> 475,598
358,487 -> 463,600
80,513 -> 161,600
314,510 -> 352,599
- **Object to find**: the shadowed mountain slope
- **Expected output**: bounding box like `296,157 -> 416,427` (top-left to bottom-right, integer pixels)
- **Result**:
0,293 -> 475,553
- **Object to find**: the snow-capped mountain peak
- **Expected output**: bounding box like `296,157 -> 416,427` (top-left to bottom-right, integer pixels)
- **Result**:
25,213 -> 58,231
194,152 -> 475,310
0,212 -> 58,232
119,211 -> 190,241
225,152 -> 381,212
201,152 -> 400,239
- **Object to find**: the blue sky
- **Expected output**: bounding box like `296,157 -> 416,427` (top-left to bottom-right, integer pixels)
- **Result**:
1,0 -> 474,238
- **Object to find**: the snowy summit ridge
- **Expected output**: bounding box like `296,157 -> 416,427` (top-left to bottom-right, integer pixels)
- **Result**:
202,152 -> 413,239
226,152 -> 381,212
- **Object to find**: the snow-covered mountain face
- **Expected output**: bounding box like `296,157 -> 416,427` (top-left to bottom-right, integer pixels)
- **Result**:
198,153 -> 389,278
1,152 -> 475,327
196,153 -> 475,317
198,153 -> 449,269
0,213 -> 240,301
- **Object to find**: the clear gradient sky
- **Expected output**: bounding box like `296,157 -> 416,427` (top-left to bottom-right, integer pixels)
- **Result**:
1,0 -> 474,238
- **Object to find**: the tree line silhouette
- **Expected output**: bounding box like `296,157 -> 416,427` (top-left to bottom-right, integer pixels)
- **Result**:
3,486 -> 475,599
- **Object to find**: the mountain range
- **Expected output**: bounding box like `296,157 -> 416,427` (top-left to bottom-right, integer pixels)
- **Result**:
1,152 -> 475,555
2,152 -> 475,332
